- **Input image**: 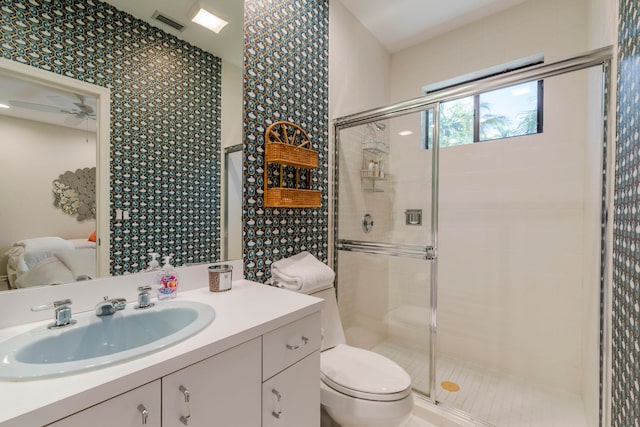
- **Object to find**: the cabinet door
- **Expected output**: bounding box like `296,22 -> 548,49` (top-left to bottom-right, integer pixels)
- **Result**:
47,380 -> 161,427
262,351 -> 320,427
162,337 -> 262,427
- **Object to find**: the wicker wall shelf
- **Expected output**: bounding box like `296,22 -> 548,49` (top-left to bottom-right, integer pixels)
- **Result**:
264,188 -> 322,208
265,143 -> 319,168
263,121 -> 321,208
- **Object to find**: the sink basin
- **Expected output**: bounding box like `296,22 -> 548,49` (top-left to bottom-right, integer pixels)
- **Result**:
0,300 -> 215,380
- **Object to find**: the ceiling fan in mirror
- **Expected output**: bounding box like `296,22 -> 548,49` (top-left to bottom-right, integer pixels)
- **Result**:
9,93 -> 96,127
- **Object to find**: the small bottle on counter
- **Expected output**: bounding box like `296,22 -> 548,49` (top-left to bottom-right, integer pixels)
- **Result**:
156,255 -> 179,300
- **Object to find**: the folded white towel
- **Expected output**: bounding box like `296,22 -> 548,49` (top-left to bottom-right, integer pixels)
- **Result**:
270,251 -> 335,292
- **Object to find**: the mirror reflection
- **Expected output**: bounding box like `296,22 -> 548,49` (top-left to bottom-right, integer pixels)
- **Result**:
0,0 -> 244,292
0,74 -> 98,290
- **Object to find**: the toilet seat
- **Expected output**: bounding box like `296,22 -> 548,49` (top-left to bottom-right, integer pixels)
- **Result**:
321,344 -> 412,402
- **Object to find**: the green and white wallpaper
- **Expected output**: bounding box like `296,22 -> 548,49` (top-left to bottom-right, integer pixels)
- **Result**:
613,0 -> 640,424
242,0 -> 329,281
1,0 -> 222,274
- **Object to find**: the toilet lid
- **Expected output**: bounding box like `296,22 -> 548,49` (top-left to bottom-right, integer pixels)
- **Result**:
321,344 -> 412,401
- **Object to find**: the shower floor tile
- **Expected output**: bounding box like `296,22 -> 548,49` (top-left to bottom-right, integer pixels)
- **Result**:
372,340 -> 588,427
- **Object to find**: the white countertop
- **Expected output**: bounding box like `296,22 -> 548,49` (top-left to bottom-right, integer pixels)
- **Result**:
0,280 -> 323,427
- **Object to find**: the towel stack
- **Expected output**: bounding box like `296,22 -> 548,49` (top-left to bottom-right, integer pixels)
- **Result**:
270,251 -> 335,293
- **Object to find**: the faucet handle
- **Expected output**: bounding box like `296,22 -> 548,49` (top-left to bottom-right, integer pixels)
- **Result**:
136,286 -> 154,309
31,299 -> 73,312
31,299 -> 76,329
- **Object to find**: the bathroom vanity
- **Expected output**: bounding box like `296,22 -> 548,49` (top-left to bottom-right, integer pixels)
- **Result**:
0,278 -> 323,427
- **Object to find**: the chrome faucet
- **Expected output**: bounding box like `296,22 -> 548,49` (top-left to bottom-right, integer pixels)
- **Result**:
135,285 -> 154,309
95,296 -> 127,316
31,299 -> 77,329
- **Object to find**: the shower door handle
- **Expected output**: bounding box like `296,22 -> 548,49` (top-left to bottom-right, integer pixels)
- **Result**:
337,239 -> 437,260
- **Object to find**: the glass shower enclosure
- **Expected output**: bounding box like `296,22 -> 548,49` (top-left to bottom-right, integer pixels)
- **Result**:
335,106 -> 439,398
333,47 -> 612,426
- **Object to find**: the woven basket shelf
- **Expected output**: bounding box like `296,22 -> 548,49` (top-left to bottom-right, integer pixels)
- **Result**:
263,121 -> 321,208
264,188 -> 321,208
265,143 -> 318,168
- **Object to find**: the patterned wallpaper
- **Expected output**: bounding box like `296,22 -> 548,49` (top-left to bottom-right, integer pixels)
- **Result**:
242,0 -> 329,281
1,0 -> 222,274
613,0 -> 640,424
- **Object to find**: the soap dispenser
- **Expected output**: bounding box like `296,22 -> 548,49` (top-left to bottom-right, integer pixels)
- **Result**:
146,252 -> 161,271
156,255 -> 179,300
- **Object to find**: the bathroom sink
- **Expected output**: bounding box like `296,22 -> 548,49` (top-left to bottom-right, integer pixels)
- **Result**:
0,300 -> 215,380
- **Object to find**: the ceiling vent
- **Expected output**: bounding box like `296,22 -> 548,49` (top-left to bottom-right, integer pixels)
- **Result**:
152,11 -> 186,32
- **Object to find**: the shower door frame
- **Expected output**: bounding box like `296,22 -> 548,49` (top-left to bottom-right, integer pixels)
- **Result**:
332,46 -> 614,425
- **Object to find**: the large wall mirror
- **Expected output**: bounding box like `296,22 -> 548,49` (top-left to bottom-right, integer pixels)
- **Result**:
0,0 -> 244,292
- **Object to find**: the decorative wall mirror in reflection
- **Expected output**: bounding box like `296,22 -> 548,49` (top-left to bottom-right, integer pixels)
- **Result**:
0,58 -> 111,291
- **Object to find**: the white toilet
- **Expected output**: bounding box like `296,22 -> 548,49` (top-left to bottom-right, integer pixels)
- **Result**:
310,285 -> 414,427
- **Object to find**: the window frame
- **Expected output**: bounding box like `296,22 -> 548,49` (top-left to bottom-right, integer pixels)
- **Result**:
425,79 -> 544,149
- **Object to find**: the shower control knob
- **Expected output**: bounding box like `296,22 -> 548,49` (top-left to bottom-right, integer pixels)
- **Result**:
362,213 -> 374,233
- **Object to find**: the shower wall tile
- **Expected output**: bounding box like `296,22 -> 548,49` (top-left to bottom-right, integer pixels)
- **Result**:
1,0 -> 222,273
242,0 -> 329,281
613,2 -> 640,424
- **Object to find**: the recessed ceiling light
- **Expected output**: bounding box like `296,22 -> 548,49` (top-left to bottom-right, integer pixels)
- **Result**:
0,103 -> 9,109
190,5 -> 229,34
398,130 -> 413,136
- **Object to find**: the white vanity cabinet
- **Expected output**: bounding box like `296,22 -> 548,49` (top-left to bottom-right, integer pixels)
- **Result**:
44,314 -> 321,427
1,280 -> 324,427
47,339 -> 262,427
262,312 -> 322,427
47,380 -> 162,427
162,337 -> 262,427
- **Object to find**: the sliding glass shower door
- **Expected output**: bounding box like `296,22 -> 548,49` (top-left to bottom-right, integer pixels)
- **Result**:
334,105 -> 439,398
334,48 -> 612,427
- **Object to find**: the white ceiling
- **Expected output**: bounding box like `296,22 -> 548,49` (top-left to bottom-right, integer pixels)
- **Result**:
99,0 -> 528,62
1,0 -> 527,130
339,0 -> 528,53
102,0 -> 244,67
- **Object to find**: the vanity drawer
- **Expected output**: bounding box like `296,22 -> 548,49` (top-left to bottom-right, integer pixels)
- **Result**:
263,312 -> 321,380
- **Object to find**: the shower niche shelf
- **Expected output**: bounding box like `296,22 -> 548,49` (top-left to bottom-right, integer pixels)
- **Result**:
361,139 -> 389,193
263,121 -> 321,208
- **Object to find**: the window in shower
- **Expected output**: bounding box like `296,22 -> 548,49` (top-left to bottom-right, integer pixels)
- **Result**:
431,80 -> 543,148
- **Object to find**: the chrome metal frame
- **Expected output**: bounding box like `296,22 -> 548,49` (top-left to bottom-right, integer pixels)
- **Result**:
429,103 -> 440,400
332,46 -> 613,424
337,240 -> 436,259
334,46 -> 612,129
600,59 -> 614,427
223,144 -> 243,259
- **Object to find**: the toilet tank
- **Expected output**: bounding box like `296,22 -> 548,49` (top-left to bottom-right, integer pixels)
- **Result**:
310,286 -> 346,351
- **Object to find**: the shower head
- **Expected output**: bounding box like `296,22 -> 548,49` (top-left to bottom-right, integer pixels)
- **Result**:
368,122 -> 386,131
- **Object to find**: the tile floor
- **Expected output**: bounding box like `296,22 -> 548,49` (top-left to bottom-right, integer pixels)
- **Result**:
373,340 -> 588,427
405,414 -> 439,427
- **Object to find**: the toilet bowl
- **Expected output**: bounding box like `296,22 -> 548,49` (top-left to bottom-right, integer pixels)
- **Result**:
307,285 -> 414,427
320,344 -> 413,427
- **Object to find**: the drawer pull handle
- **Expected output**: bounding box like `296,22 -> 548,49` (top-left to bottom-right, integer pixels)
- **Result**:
179,385 -> 191,425
286,336 -> 309,350
137,404 -> 149,425
272,388 -> 283,419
